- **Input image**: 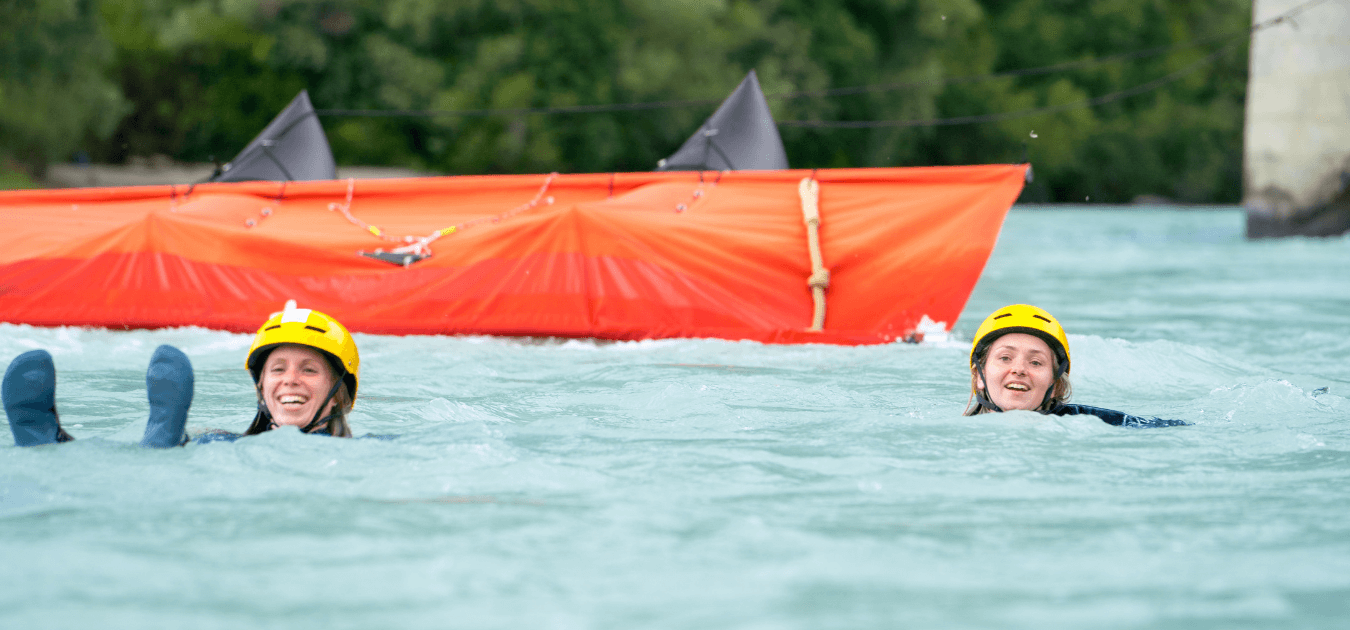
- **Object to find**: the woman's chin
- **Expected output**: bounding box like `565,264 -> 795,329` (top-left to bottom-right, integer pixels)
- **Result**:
992,395 -> 1041,411
270,410 -> 315,427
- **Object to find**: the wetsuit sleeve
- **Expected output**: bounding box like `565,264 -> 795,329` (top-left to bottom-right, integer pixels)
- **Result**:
191,430 -> 245,444
1047,404 -> 1189,428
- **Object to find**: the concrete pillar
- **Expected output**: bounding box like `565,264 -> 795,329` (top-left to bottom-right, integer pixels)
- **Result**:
1243,0 -> 1350,238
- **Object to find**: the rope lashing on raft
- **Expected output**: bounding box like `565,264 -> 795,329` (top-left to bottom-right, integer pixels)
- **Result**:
329,178 -> 391,240
168,184 -> 195,213
798,176 -> 829,331
329,174 -> 558,264
675,170 -> 724,212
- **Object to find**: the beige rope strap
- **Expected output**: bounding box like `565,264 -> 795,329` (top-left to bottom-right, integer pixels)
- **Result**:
799,177 -> 829,331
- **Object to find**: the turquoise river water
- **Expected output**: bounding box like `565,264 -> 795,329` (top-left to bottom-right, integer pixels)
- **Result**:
1,207 -> 1348,629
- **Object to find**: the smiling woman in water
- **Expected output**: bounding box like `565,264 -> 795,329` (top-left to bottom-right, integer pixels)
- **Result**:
965,304 -> 1187,428
242,304 -> 358,438
5,302 -> 359,447
251,345 -> 347,432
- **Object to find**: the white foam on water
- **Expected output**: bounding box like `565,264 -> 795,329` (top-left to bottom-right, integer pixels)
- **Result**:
2,208 -> 1349,628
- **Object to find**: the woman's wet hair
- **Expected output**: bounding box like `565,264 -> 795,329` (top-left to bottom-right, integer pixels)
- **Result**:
323,386 -> 353,438
963,340 -> 1072,415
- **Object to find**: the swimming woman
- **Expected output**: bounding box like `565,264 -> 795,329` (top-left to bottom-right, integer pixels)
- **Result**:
965,304 -> 1187,427
4,302 -> 360,446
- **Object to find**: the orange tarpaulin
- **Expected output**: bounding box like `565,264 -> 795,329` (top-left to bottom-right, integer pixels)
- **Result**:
0,165 -> 1026,345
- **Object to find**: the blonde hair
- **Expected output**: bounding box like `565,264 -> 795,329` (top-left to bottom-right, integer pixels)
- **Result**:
963,346 -> 1072,415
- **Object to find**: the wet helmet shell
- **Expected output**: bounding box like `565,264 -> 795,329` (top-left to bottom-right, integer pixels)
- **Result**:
970,304 -> 1071,377
246,303 -> 359,406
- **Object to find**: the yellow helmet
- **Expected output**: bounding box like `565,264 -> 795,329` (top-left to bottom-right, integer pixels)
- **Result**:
246,301 -> 359,405
969,304 -> 1071,376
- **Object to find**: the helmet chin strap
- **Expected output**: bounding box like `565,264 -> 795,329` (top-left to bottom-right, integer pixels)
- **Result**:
975,365 -> 1004,413
1041,359 -> 1069,411
252,397 -> 273,430
975,388 -> 1004,413
299,379 -> 344,434
255,379 -> 343,433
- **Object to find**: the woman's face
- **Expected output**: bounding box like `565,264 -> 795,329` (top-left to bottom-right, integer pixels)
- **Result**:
978,332 -> 1055,411
261,344 -> 338,427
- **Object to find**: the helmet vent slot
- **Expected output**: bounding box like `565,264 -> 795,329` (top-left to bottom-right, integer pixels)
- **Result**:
1032,315 -> 1052,323
993,313 -> 1012,320
264,325 -> 280,331
304,325 -> 327,333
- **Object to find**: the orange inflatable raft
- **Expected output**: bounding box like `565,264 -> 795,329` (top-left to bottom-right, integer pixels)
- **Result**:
0,165 -> 1026,345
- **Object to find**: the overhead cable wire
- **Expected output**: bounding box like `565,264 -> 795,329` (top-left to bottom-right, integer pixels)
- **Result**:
313,0 -> 1330,126
316,95 -> 728,118
779,0 -> 1332,129
779,40 -> 1244,128
793,0 -> 1332,99
784,29 -> 1246,100
313,32 -> 1238,120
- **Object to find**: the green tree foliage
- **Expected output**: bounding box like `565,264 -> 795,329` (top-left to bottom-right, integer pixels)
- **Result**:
955,0 -> 1253,202
27,0 -> 1255,202
0,0 -> 128,178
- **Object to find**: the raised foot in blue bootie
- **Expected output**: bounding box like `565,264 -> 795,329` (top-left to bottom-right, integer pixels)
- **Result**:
141,345 -> 194,448
4,349 -> 73,447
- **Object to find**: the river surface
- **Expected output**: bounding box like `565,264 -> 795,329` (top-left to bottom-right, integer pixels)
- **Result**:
2,206 -> 1347,629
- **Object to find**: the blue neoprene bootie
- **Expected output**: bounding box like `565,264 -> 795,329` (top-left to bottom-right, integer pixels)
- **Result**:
3,349 -> 69,447
141,345 -> 193,448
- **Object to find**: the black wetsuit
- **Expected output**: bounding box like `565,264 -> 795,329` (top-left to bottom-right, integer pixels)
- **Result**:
189,424 -> 396,443
191,426 -> 334,443
1045,403 -> 1189,428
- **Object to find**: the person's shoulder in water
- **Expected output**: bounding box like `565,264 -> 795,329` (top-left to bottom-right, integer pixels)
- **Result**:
1044,403 -> 1189,428
963,304 -> 1188,428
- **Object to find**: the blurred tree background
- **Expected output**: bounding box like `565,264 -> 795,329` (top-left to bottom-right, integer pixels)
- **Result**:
0,0 -> 1252,202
